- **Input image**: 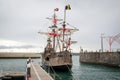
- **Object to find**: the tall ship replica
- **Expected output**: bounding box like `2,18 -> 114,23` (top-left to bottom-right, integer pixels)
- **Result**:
38,4 -> 79,71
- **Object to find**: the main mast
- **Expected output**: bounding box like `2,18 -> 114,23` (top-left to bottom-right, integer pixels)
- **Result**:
62,4 -> 71,51
52,9 -> 57,50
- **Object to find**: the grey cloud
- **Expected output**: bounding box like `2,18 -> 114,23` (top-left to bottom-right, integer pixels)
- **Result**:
0,0 -> 120,52
0,45 -> 36,49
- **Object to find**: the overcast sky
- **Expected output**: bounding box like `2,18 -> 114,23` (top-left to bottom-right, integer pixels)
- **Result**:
0,0 -> 120,52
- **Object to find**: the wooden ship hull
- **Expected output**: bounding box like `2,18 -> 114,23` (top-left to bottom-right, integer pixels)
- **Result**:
42,48 -> 72,71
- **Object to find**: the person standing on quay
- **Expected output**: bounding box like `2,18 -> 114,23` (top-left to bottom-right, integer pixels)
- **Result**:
27,58 -> 31,80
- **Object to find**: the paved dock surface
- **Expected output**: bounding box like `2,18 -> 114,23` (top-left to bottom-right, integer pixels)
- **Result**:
30,62 -> 54,80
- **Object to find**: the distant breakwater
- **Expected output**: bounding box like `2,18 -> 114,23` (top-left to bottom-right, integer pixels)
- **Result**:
80,52 -> 120,67
0,52 -> 41,59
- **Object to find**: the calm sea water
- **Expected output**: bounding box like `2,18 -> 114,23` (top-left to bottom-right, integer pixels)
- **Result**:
0,56 -> 120,80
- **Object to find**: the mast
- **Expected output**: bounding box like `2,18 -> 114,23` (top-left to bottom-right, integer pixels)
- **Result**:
62,4 -> 71,51
62,21 -> 65,51
52,8 -> 59,50
52,9 -> 56,50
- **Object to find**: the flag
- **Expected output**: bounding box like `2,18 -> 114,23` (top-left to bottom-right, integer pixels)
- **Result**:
54,8 -> 59,11
65,4 -> 71,10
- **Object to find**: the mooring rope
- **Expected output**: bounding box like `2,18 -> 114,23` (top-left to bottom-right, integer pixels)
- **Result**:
66,64 -> 76,80
49,61 -> 62,80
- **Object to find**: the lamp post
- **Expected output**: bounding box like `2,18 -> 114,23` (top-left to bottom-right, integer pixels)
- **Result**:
101,33 -> 104,52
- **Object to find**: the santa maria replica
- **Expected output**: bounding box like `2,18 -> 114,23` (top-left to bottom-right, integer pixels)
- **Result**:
38,4 -> 79,71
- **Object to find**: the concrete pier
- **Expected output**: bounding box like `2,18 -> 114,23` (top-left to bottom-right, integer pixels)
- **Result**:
0,72 -> 25,80
0,52 -> 41,58
29,62 -> 54,80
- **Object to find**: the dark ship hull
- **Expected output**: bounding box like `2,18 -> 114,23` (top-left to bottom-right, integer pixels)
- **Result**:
42,48 -> 72,72
45,64 -> 72,72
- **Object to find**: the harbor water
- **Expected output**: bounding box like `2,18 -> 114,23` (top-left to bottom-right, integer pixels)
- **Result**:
0,56 -> 120,80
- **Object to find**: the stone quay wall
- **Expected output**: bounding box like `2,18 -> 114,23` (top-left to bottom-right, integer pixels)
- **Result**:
80,52 -> 120,67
